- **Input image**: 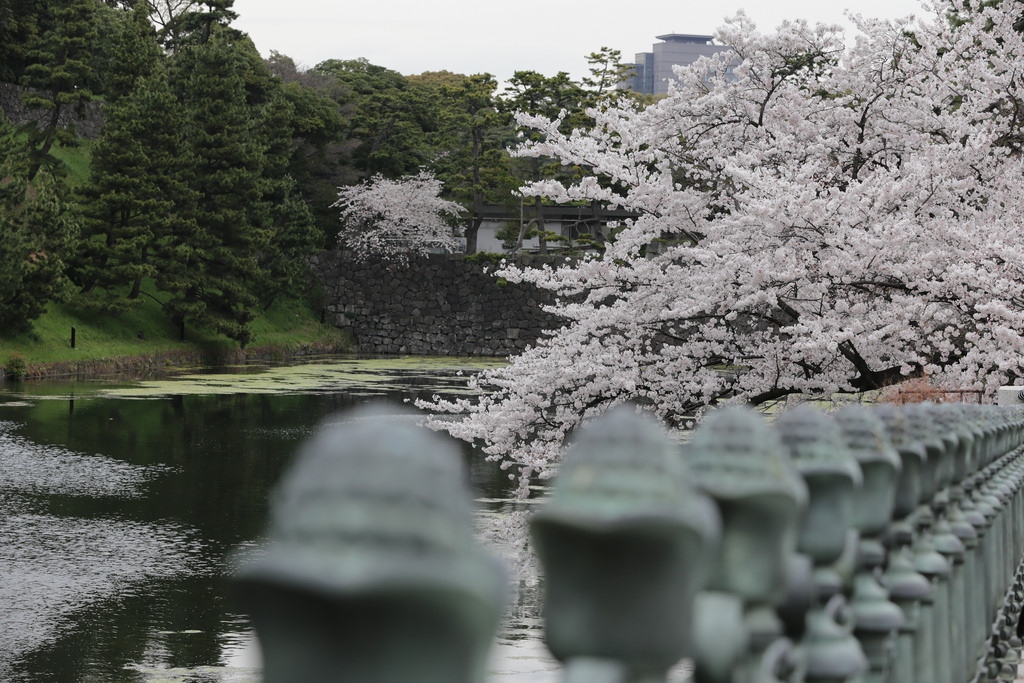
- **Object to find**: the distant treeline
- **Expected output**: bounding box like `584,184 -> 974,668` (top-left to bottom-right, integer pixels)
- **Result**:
0,0 -> 645,345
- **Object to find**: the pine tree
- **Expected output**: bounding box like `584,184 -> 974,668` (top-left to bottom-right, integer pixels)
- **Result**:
74,64 -> 196,314
102,1 -> 161,102
252,84 -> 319,309
316,58 -> 439,177
265,54 -> 355,246
166,29 -> 268,346
432,73 -> 516,254
157,0 -> 239,51
0,0 -> 47,83
0,116 -> 78,332
19,0 -> 100,180
258,176 -> 319,308
501,71 -> 588,254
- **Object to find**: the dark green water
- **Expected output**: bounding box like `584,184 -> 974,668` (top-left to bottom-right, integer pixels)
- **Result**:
0,358 -> 556,682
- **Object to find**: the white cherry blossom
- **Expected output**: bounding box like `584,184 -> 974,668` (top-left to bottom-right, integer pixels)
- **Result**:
334,170 -> 463,262
420,0 -> 1024,494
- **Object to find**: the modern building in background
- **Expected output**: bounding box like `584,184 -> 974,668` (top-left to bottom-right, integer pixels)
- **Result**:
625,34 -> 732,95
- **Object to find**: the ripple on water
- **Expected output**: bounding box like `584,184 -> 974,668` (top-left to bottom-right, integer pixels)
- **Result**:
0,419 -> 200,680
0,420 -> 170,497
0,508 -> 205,679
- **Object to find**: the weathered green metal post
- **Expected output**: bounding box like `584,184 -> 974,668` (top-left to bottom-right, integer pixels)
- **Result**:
834,405 -> 904,683
874,404 -> 932,683
976,405 -> 1024,682
932,403 -> 983,679
685,407 -> 807,683
955,404 -> 991,675
907,404 -> 967,683
979,453 -> 1008,633
232,404 -> 507,683
775,406 -> 867,683
531,404 -> 721,683
900,404 -> 955,683
964,404 -> 1002,655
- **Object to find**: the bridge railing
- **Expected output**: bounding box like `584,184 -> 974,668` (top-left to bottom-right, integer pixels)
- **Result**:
233,400 -> 1024,683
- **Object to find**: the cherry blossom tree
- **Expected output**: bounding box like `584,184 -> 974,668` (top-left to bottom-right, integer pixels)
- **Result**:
334,170 -> 464,262
420,0 -> 1024,493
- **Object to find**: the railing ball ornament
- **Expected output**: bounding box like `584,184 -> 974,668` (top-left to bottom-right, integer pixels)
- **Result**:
531,403 -> 721,681
233,404 -> 507,683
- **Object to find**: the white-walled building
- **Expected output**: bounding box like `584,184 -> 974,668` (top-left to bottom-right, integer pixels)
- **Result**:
625,34 -> 732,95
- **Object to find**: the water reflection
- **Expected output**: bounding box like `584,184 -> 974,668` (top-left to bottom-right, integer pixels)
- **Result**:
0,357 -> 558,681
0,420 -> 166,496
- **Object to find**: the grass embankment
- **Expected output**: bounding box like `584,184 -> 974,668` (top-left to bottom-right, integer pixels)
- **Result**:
0,288 -> 350,380
52,139 -> 92,186
0,141 -> 349,380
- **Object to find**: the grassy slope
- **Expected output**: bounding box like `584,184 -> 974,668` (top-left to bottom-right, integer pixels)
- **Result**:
0,142 -> 349,375
0,286 -> 349,373
52,140 -> 92,186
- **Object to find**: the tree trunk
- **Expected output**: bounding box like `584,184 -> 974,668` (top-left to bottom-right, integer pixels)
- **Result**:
534,196 -> 547,255
25,99 -> 63,182
129,276 -> 142,300
464,216 -> 481,254
532,158 -> 547,254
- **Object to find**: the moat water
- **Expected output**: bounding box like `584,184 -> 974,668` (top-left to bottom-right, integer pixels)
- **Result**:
0,356 -> 559,682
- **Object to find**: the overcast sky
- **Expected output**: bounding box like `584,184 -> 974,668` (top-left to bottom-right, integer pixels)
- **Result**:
231,0 -> 928,81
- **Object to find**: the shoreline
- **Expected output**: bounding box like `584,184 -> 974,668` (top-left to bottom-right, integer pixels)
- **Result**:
4,339 -> 351,382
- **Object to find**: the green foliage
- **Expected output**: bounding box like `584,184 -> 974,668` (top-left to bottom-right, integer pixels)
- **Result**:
100,1 -> 161,101
430,73 -> 517,253
266,56 -> 355,246
163,29 -> 269,346
19,0 -> 101,180
73,63 -> 195,314
257,175 -> 320,309
0,117 -> 79,333
3,352 -> 27,380
582,47 -> 637,110
156,0 -> 241,50
0,0 -> 46,82
501,70 -> 591,255
251,80 -> 318,307
316,58 -> 438,177
495,222 -> 517,251
462,251 -> 506,265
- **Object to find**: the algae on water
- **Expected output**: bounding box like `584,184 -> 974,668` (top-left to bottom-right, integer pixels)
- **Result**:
94,357 -> 506,399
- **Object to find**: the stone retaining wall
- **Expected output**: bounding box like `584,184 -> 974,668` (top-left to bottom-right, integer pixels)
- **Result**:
315,251 -> 563,356
0,82 -> 105,139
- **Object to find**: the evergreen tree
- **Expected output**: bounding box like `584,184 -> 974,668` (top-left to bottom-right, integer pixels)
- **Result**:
581,47 -> 637,110
252,84 -> 319,308
157,0 -> 240,50
0,0 -> 48,83
19,0 -> 100,180
102,1 -> 162,102
74,64 -> 196,313
432,73 -> 516,254
501,71 -> 588,253
0,116 -> 78,332
266,52 -> 355,245
166,29 -> 268,346
316,58 -> 439,177
258,176 -> 319,307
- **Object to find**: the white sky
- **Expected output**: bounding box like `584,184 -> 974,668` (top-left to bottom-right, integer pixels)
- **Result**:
232,0 -> 928,81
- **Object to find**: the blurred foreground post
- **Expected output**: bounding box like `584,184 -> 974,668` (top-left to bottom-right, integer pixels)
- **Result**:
531,404 -> 721,683
233,404 -> 506,683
